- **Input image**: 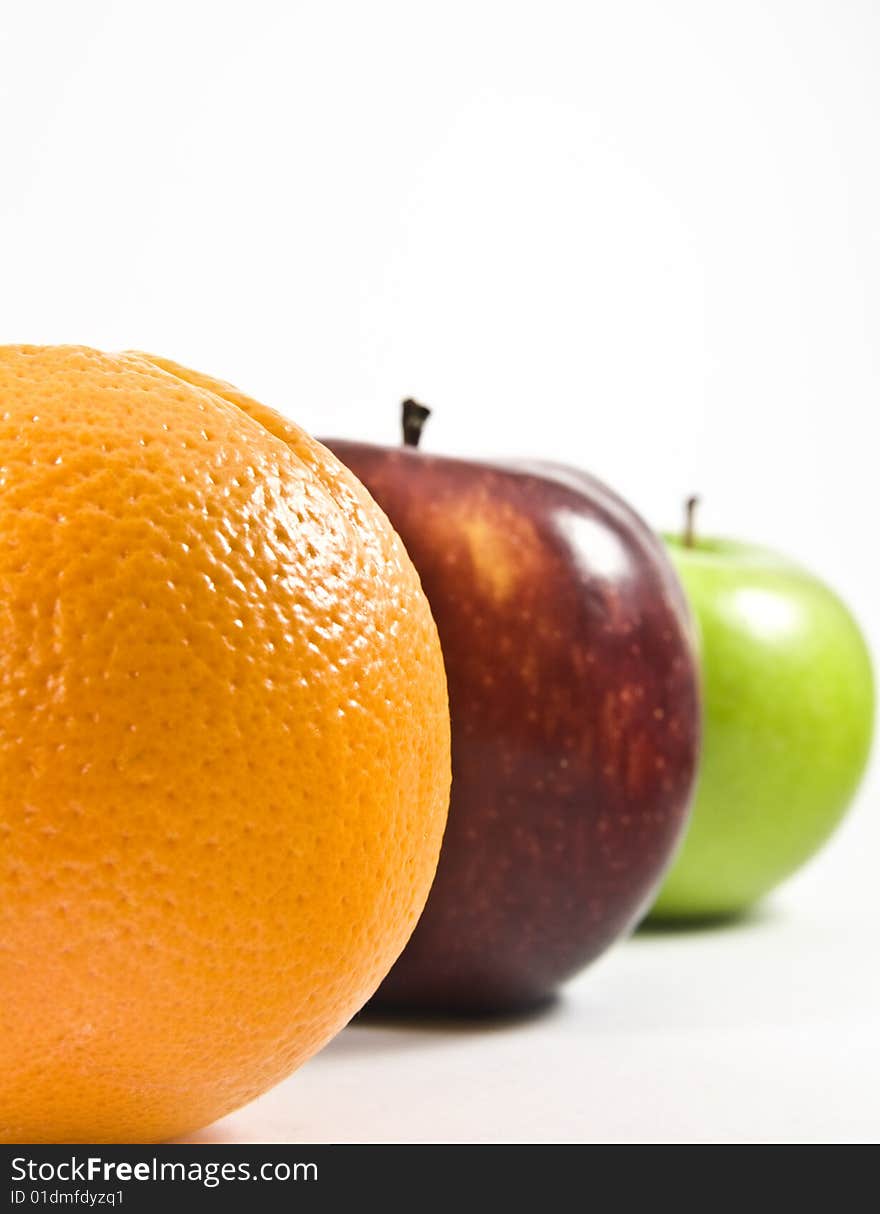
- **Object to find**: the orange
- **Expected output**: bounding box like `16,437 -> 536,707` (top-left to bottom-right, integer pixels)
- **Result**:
0,346 -> 450,1143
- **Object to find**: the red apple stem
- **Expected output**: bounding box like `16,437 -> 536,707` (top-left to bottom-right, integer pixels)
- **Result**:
683,495 -> 700,548
402,399 -> 431,448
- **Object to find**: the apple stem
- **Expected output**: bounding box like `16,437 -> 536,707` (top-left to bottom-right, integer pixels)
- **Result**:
402,399 -> 431,448
683,495 -> 700,548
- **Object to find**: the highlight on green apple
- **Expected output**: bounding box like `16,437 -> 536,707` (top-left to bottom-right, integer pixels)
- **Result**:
649,497 -> 875,922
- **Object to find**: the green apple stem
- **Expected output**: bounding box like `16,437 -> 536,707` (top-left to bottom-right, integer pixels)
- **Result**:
402,399 -> 431,448
683,495 -> 700,549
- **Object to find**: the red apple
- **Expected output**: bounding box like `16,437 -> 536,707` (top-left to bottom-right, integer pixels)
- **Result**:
323,404 -> 700,1013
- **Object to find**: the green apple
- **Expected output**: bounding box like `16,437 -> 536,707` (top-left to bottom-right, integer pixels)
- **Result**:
650,520 -> 874,920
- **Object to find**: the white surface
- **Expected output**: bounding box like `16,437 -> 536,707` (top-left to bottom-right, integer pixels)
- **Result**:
1,1 -> 878,1145
0,1 -> 878,646
177,775 -> 879,1145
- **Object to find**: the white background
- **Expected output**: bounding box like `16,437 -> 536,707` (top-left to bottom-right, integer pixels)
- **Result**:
1,1 -> 877,1144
